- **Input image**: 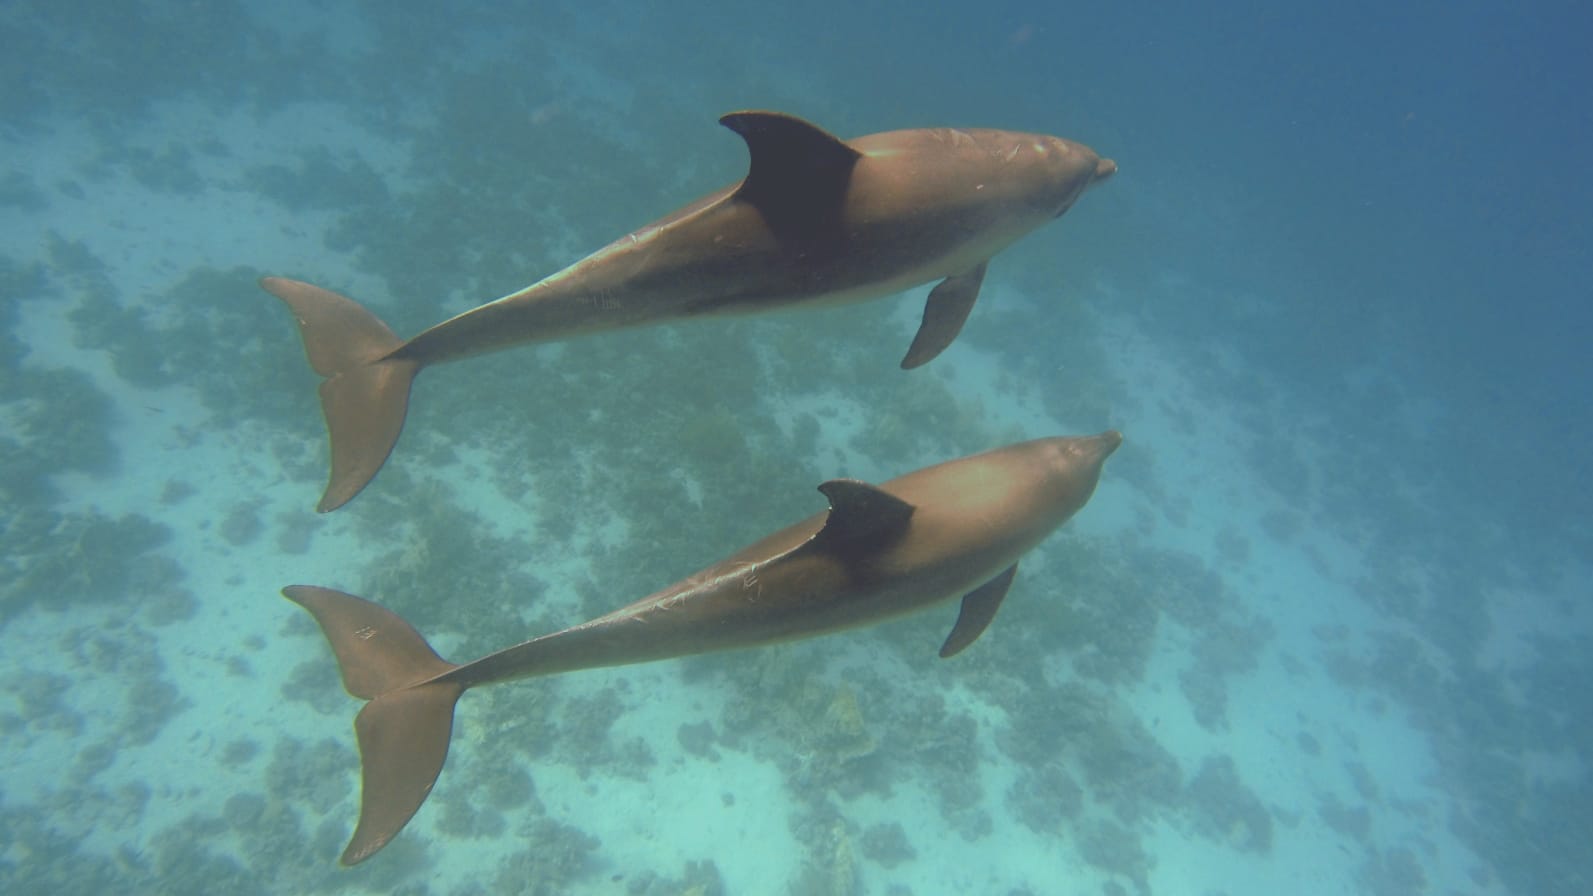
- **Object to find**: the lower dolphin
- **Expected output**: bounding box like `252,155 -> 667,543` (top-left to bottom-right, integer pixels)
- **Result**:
285,430 -> 1121,864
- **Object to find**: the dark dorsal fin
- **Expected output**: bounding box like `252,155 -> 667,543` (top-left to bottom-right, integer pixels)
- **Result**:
939,564 -> 1018,658
809,478 -> 915,558
720,111 -> 862,241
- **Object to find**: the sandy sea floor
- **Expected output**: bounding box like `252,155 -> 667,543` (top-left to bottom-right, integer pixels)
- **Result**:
2,5 -> 1587,896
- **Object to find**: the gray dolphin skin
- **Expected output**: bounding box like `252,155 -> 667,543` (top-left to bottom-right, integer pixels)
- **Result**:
285,431 -> 1121,864
262,111 -> 1115,511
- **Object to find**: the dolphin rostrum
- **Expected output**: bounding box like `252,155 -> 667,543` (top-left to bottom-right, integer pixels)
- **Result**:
284,431 -> 1121,864
262,111 -> 1115,511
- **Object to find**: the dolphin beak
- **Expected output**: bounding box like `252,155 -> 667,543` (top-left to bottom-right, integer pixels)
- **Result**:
1086,429 -> 1123,462
1092,158 -> 1117,185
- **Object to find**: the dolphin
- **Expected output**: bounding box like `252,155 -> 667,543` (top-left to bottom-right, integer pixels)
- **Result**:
284,431 -> 1120,864
262,111 -> 1115,511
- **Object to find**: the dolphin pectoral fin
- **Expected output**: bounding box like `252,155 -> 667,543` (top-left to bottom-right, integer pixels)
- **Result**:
901,261 -> 988,369
939,563 -> 1018,658
282,585 -> 464,865
720,111 -> 861,239
260,277 -> 418,512
809,479 -> 916,558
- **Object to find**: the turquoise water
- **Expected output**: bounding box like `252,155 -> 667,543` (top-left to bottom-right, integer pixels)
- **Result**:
2,2 -> 1587,894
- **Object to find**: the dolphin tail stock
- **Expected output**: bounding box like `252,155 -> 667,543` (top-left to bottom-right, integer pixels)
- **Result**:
260,277 -> 419,512
283,585 -> 464,866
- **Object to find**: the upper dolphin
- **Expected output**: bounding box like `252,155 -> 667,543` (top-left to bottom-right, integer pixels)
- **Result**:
262,111 -> 1116,511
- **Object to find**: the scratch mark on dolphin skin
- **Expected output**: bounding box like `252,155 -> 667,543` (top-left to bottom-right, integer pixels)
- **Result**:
584,288 -> 621,310
943,128 -> 977,149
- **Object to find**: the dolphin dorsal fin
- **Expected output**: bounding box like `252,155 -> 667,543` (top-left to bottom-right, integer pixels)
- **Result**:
939,564 -> 1018,658
810,478 -> 915,557
720,111 -> 861,239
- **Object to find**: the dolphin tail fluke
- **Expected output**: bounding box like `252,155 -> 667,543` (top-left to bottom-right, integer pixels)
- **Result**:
282,585 -> 463,866
260,276 -> 418,512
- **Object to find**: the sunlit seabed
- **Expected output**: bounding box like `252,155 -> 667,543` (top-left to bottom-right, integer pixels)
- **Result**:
1,6 -> 1588,896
